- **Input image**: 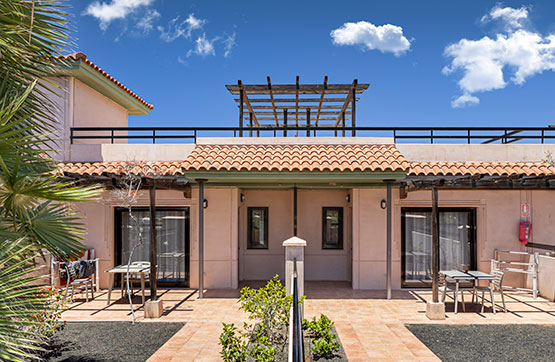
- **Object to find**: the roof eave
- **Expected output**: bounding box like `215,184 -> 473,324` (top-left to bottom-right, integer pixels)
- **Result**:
54,61 -> 152,115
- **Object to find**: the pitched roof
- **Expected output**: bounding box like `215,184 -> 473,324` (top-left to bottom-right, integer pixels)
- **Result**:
58,52 -> 153,110
181,144 -> 409,172
409,161 -> 555,177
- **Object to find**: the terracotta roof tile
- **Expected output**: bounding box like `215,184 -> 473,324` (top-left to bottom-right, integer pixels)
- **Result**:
59,52 -> 154,110
409,161 -> 555,177
181,144 -> 410,172
58,161 -> 184,176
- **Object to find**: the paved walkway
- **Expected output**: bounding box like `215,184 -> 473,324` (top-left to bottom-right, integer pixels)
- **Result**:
62,282 -> 555,361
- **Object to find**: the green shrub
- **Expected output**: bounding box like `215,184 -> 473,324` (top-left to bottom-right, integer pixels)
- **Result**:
220,276 -> 296,361
239,275 -> 292,345
219,323 -> 248,362
303,314 -> 341,358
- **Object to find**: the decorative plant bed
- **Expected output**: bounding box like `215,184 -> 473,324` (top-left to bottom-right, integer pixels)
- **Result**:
219,277 -> 346,361
272,327 -> 347,362
406,324 -> 555,362
43,321 -> 184,362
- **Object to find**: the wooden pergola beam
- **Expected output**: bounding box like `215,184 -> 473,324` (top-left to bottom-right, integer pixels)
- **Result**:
315,75 -> 328,126
234,97 -> 360,103
335,79 -> 357,126
237,80 -> 259,126
266,76 -> 279,126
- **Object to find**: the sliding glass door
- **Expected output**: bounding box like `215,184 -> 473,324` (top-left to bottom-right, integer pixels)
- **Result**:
401,208 -> 476,288
116,207 -> 190,287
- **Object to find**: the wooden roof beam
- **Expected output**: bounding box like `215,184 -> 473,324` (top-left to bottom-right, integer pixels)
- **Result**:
237,80 -> 259,126
335,79 -> 357,126
315,76 -> 328,126
266,76 -> 279,126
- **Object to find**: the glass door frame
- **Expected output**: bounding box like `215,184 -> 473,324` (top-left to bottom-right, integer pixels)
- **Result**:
400,207 -> 477,288
114,206 -> 190,287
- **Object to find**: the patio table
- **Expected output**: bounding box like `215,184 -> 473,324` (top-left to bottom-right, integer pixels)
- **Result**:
440,270 -> 497,314
105,265 -> 150,305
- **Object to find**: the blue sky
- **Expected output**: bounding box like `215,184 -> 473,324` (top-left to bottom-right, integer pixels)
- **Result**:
68,0 -> 555,128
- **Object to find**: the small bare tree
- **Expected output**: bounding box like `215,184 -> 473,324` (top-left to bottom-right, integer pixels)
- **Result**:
112,161 -> 162,323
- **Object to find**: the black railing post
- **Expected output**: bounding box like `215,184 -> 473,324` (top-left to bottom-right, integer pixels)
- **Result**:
306,109 -> 310,137
467,130 -> 471,144
430,129 -> 434,144
152,130 -> 156,144
111,129 -> 114,144
70,128 -> 74,144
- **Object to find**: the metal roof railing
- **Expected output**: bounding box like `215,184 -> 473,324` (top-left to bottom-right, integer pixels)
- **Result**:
69,126 -> 555,144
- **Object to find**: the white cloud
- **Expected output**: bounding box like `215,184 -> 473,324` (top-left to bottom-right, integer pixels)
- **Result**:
136,9 -> 160,33
158,14 -> 206,42
444,6 -> 555,108
481,5 -> 528,30
223,32 -> 236,58
330,21 -> 412,56
84,0 -> 153,30
187,33 -> 217,57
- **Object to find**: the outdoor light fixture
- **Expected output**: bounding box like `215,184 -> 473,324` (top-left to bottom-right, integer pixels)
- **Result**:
380,199 -> 387,209
346,194 -> 351,203
203,199 -> 208,209
240,193 -> 245,202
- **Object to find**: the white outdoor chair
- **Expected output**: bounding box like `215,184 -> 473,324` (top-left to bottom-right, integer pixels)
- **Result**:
472,270 -> 507,313
439,273 -> 466,312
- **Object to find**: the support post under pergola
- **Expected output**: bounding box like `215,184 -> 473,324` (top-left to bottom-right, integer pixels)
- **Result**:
426,185 -> 445,319
198,179 -> 206,299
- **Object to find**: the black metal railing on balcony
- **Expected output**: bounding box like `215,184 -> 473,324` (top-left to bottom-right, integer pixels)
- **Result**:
69,126 -> 555,144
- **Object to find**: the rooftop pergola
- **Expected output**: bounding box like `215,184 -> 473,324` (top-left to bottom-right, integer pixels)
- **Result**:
226,77 -> 369,136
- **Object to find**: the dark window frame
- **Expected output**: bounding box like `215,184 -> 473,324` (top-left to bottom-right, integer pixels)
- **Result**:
401,207 -> 477,288
322,207 -> 344,250
114,206 -> 190,287
247,207 -> 269,249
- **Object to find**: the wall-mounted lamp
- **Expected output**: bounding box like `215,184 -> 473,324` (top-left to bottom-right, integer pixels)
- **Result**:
380,199 -> 387,209
203,199 -> 208,209
346,194 -> 351,203
240,193 -> 245,202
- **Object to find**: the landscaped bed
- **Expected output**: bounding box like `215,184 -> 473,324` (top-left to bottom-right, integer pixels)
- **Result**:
43,321 -> 184,362
406,324 -> 555,362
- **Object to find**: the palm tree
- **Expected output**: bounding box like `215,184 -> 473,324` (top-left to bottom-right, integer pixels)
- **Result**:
0,1 -> 100,360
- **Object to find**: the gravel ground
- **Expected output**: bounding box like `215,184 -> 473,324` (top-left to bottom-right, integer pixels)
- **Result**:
406,324 -> 555,362
43,321 -> 184,362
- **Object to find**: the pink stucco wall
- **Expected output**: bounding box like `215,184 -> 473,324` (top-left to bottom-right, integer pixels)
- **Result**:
352,188 -> 555,290
73,185 -> 554,291
238,189 -> 352,282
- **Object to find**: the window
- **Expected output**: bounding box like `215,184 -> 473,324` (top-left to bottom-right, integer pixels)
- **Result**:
322,207 -> 343,249
247,207 -> 268,249
401,207 -> 476,288
115,207 -> 190,287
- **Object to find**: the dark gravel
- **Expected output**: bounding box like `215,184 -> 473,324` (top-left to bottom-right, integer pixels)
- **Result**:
406,324 -> 555,362
43,321 -> 184,362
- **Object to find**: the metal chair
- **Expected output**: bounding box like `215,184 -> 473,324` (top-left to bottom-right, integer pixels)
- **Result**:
473,270 -> 507,313
439,273 -> 466,312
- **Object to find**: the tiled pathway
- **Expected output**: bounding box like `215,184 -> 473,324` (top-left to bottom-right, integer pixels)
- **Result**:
62,282 -> 555,361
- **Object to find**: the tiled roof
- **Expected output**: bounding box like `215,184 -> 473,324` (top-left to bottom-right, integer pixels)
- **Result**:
59,161 -> 184,176
59,52 -> 154,110
409,161 -> 555,176
181,144 -> 410,172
